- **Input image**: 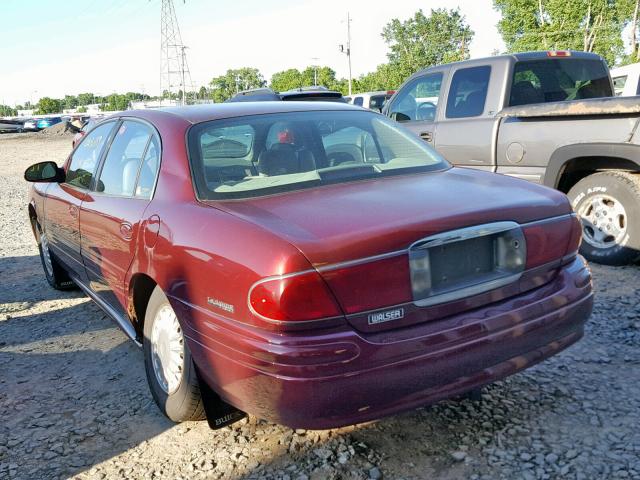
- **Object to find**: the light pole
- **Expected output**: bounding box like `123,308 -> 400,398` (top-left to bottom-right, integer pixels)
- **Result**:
311,57 -> 319,86
338,13 -> 352,95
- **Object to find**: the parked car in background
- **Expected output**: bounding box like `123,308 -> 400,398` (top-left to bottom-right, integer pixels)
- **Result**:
385,50 -> 640,265
72,118 -> 100,149
349,90 -> 395,111
0,118 -> 25,133
25,102 -> 592,431
23,118 -> 39,131
36,117 -> 62,130
610,63 -> 640,96
228,86 -> 347,103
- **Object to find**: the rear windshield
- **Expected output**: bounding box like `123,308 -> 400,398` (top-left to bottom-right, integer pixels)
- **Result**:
188,110 -> 448,200
509,59 -> 612,106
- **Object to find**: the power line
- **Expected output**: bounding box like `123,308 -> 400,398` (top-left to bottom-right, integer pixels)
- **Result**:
160,0 -> 194,105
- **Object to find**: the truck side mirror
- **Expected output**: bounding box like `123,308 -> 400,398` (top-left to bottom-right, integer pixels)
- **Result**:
390,112 -> 411,122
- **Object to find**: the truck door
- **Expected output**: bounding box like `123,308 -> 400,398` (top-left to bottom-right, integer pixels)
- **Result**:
433,65 -> 501,171
385,72 -> 445,146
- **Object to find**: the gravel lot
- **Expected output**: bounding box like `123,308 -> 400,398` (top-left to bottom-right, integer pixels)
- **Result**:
1,132 -> 639,480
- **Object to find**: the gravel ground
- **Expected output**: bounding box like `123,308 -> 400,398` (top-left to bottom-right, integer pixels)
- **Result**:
1,132 -> 639,480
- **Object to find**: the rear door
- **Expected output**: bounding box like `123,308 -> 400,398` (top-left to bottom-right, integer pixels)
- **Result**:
80,120 -> 161,316
44,121 -> 116,282
386,71 -> 446,145
433,64 -> 502,171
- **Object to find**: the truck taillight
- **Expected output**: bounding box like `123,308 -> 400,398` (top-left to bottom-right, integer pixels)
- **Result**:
523,215 -> 580,268
547,50 -> 571,57
248,271 -> 342,323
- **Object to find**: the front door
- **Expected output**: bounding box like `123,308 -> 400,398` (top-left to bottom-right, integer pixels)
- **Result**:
44,121 -> 116,282
80,120 -> 161,316
386,71 -> 446,146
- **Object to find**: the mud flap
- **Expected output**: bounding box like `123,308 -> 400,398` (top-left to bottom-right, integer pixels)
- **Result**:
196,372 -> 247,430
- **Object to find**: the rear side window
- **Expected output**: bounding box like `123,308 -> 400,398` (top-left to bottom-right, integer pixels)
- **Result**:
446,66 -> 491,119
96,121 -> 154,197
510,59 -> 611,106
387,73 -> 443,122
353,97 -> 364,106
65,122 -> 114,189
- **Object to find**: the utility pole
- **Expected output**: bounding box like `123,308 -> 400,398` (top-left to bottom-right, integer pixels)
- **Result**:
338,13 -> 352,95
311,57 -> 319,86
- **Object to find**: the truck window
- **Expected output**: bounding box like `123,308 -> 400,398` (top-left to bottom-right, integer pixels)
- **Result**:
612,76 -> 627,96
387,73 -> 443,122
445,66 -> 491,119
509,59 -> 611,106
353,97 -> 364,106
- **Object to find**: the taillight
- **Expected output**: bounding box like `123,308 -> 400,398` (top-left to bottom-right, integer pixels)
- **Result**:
523,215 -> 578,268
562,214 -> 583,264
248,271 -> 342,323
547,50 -> 571,57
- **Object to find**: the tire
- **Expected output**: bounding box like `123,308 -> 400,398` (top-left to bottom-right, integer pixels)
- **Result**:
35,222 -> 75,290
567,171 -> 640,266
143,286 -> 205,422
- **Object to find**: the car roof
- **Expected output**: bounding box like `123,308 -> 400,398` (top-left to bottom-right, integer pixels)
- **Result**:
119,101 -> 360,125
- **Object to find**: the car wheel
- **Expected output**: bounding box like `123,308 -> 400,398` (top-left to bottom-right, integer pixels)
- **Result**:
35,222 -> 75,290
567,171 -> 640,266
143,286 -> 205,422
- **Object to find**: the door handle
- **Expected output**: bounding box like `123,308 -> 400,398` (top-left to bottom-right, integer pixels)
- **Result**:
119,222 -> 133,240
420,131 -> 433,142
68,205 -> 79,218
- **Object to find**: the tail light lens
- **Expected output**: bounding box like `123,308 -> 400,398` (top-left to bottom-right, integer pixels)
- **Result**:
523,215 -> 580,268
562,214 -> 583,264
248,271 -> 342,323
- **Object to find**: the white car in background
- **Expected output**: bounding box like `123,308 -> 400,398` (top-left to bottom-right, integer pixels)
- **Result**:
610,63 -> 640,96
349,91 -> 395,111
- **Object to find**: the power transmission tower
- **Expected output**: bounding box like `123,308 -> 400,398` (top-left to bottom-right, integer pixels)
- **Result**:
160,0 -> 193,105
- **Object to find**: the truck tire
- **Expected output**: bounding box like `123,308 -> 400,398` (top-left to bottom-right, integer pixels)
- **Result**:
567,171 -> 640,266
35,222 -> 76,290
143,286 -> 205,422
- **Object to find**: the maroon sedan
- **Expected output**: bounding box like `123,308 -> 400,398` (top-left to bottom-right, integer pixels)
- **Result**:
24,103 -> 593,430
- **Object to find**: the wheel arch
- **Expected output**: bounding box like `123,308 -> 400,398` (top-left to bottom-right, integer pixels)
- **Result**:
544,143 -> 640,193
128,273 -> 158,342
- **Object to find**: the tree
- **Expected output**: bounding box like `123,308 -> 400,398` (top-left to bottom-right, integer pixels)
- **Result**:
0,105 -> 17,116
77,93 -> 95,106
209,68 -> 266,102
197,86 -> 209,100
270,66 -> 344,92
381,9 -> 474,84
63,95 -> 78,109
103,94 -> 129,111
493,0 -> 634,66
36,97 -> 62,114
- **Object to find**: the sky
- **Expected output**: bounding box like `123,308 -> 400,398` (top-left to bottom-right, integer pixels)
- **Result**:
0,0 -> 504,107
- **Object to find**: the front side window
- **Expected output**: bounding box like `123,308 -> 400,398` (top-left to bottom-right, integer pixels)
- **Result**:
66,122 -> 115,189
612,75 -> 627,96
446,66 -> 491,119
96,120 -> 153,196
509,59 -> 611,106
387,73 -> 443,122
188,110 -> 448,200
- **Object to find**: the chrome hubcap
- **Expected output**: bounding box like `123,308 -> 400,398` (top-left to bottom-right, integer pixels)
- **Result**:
150,305 -> 184,394
578,194 -> 627,249
40,230 -> 54,277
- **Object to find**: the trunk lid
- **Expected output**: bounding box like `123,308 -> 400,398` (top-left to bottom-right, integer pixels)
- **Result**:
208,168 -> 572,331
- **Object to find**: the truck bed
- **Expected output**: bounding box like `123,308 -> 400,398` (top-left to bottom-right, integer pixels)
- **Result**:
498,96 -> 640,118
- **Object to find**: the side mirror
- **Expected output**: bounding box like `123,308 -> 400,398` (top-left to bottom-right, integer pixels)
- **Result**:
390,112 -> 411,122
24,161 -> 65,183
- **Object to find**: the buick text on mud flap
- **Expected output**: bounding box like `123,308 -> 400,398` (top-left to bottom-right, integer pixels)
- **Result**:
368,308 -> 405,325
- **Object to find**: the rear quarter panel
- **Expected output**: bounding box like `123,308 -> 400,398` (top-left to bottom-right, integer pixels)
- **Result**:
496,116 -> 639,183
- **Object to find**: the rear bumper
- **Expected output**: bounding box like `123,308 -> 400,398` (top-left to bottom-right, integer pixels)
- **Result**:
180,256 -> 592,429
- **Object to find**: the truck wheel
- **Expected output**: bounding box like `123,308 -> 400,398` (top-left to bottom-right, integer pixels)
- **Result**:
567,171 -> 640,266
143,286 -> 205,422
35,222 -> 75,290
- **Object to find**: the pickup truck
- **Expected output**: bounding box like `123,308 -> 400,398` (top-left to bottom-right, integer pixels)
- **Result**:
384,51 -> 640,265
